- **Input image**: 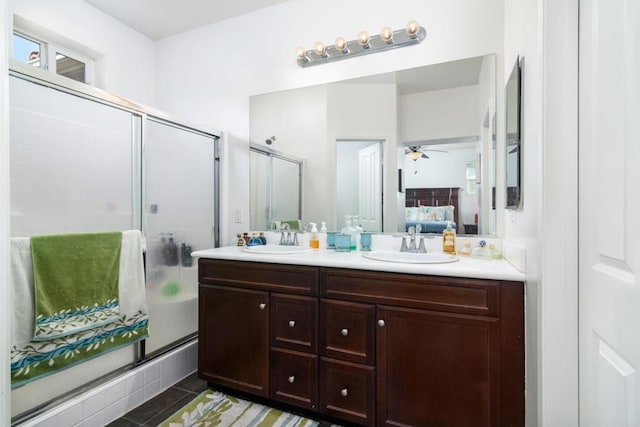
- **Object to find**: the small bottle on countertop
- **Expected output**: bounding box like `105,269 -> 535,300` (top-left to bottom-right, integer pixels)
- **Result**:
459,241 -> 472,256
442,221 -> 456,254
489,244 -> 502,259
259,232 -> 267,245
471,240 -> 492,259
309,223 -> 319,249
318,221 -> 328,249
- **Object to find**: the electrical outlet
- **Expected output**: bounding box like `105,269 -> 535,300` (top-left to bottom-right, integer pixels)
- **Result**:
234,208 -> 243,223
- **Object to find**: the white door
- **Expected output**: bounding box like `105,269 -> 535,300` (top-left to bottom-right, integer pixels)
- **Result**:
358,143 -> 382,232
579,0 -> 640,425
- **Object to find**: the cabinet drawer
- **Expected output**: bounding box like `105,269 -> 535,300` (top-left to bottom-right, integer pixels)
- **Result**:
199,259 -> 318,295
270,348 -> 318,410
321,268 -> 499,317
271,294 -> 317,353
319,358 -> 375,426
320,299 -> 375,365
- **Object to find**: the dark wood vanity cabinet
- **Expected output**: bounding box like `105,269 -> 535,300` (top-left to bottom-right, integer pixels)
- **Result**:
198,259 -> 524,427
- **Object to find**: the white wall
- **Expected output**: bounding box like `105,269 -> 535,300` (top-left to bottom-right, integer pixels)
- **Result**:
503,0 -> 579,425
9,0 -> 156,106
399,85 -> 480,142
155,0 -> 505,244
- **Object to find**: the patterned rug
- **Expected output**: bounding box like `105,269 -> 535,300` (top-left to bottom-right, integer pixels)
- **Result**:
159,389 -> 323,427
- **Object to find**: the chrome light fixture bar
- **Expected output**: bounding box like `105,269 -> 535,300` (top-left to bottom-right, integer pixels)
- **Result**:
296,20 -> 426,68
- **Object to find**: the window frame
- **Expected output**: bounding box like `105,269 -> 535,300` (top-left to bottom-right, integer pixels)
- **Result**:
12,29 -> 95,86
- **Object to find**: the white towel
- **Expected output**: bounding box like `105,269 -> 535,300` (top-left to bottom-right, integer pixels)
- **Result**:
118,230 -> 148,318
10,230 -> 148,349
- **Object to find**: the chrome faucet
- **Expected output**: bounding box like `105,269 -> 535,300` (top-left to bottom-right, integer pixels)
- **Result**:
400,225 -> 427,253
278,223 -> 301,246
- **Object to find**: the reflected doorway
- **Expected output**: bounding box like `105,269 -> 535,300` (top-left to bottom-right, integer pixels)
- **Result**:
336,140 -> 383,232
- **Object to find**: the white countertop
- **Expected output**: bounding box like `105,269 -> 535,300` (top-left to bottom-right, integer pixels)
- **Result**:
192,246 -> 526,282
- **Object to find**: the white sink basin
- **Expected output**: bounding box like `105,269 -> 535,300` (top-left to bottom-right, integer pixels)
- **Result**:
362,251 -> 459,264
242,245 -> 314,255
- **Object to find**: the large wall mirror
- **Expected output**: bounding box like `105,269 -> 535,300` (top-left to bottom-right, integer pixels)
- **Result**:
505,56 -> 523,209
250,54 -> 497,236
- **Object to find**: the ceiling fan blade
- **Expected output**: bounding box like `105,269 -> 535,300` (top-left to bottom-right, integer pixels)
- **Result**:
421,153 -> 429,159
509,146 -> 519,154
423,149 -> 448,153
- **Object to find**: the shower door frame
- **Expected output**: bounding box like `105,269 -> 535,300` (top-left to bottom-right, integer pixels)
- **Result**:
8,59 -> 221,422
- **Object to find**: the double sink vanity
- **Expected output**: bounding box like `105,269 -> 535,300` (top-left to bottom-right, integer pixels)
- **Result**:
193,243 -> 525,426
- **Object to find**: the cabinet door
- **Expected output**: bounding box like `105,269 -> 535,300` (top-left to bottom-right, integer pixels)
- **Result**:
198,285 -> 269,397
377,305 -> 499,427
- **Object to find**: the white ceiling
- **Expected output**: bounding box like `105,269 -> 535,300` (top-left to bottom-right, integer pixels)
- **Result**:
83,0 -> 292,40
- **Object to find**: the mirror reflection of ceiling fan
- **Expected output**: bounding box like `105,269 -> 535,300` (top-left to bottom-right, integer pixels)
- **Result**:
405,145 -> 449,161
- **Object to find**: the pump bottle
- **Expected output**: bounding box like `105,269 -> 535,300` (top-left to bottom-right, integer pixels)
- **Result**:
309,223 -> 319,249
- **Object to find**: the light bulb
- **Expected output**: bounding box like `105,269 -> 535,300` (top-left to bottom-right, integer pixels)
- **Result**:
357,30 -> 370,47
406,20 -> 420,37
335,36 -> 348,53
380,26 -> 394,43
296,46 -> 308,60
314,41 -> 327,57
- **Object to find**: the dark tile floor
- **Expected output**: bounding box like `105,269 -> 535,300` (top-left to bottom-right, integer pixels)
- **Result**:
107,373 -> 208,426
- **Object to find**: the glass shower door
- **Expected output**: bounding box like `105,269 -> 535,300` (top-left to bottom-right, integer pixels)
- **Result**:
143,118 -> 216,355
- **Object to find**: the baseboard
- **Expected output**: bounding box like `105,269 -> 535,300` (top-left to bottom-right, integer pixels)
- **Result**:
16,340 -> 198,427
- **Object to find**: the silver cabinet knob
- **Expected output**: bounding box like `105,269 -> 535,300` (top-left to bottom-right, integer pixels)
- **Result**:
378,319 -> 385,327
288,375 -> 296,384
341,388 -> 348,397
259,303 -> 266,310
288,320 -> 296,328
341,328 -> 349,336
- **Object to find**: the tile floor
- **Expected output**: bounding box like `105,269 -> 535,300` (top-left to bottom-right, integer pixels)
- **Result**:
106,373 -> 208,426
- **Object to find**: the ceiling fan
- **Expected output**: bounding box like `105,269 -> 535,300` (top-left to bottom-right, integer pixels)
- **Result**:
405,145 -> 448,161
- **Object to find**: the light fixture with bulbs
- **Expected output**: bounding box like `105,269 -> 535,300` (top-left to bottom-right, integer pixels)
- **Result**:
296,20 -> 426,67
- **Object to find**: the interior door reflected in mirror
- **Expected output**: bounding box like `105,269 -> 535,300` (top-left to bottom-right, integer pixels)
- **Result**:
250,54 -> 497,236
505,56 -> 523,209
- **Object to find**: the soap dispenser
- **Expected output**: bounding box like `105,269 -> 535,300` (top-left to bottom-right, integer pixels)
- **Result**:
442,221 -> 456,254
319,221 -> 328,249
309,223 -> 319,249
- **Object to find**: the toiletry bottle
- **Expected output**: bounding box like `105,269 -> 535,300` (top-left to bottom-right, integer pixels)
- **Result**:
248,233 -> 261,246
489,244 -> 502,259
442,221 -> 456,254
181,243 -> 193,267
353,215 -> 363,250
157,233 -> 167,265
165,234 -> 178,266
471,240 -> 492,259
341,215 -> 356,251
319,221 -> 328,249
459,241 -> 473,256
259,232 -> 267,245
242,232 -> 250,245
309,223 -> 319,249
234,233 -> 245,247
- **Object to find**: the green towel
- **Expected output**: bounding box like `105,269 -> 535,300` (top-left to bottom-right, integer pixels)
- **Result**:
31,232 -> 122,341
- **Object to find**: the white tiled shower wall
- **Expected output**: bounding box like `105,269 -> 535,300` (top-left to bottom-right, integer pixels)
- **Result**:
18,341 -> 198,427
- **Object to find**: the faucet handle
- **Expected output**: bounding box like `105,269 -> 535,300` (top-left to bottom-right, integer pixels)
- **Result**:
418,238 -> 426,253
293,232 -> 300,246
400,236 -> 408,252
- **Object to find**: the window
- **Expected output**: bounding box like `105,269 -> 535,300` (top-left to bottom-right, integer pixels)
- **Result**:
12,30 -> 93,85
12,32 -> 45,68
